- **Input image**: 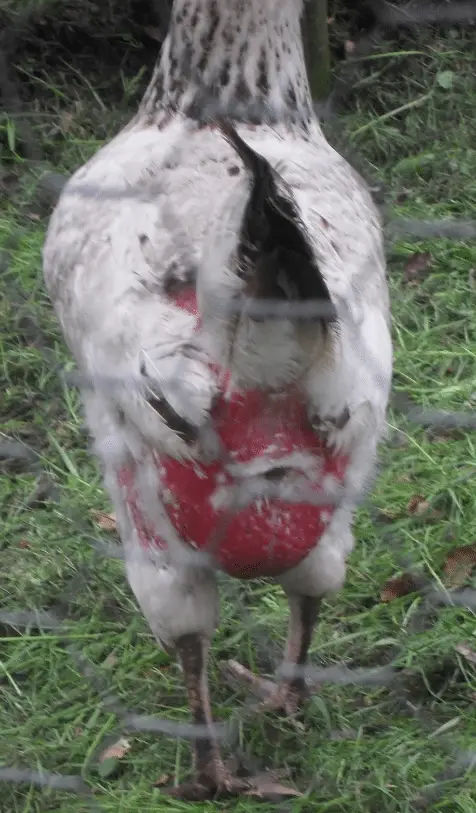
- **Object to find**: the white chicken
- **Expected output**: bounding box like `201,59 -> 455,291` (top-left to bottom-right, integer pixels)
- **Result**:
43,0 -> 392,800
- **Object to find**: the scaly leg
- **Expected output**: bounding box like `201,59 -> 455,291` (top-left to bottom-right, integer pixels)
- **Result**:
225,596 -> 321,727
162,633 -> 250,800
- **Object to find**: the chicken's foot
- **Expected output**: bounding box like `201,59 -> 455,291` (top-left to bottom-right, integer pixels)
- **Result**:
224,596 -> 321,730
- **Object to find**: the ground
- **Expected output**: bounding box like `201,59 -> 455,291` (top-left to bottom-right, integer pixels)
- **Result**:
1,13 -> 476,813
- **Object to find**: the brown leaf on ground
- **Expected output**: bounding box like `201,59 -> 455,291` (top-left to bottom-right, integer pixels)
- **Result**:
455,643 -> 476,666
380,572 -> 423,602
404,251 -> 432,284
429,430 -> 463,442
90,509 -> 117,532
97,737 -> 131,779
443,544 -> 476,588
407,494 -> 430,515
244,772 -> 303,798
407,494 -> 441,520
99,738 -> 131,762
374,507 -> 401,524
59,110 -> 75,134
154,773 -> 171,787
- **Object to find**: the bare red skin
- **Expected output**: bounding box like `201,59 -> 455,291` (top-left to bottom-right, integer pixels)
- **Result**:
118,291 -> 348,579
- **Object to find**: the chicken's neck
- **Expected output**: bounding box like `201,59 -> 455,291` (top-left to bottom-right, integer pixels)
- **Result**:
140,0 -> 313,129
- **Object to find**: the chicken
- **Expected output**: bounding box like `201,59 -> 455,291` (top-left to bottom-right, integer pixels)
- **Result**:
42,0 -> 392,800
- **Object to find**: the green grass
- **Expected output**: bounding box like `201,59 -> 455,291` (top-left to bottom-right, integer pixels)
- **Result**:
2,23 -> 476,813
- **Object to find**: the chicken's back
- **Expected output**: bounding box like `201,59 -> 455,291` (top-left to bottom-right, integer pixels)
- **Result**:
43,118 -> 387,370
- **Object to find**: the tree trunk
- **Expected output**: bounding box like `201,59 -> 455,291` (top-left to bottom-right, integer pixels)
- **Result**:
302,0 -> 331,101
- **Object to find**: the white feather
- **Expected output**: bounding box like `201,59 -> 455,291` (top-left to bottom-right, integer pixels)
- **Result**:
43,0 -> 392,650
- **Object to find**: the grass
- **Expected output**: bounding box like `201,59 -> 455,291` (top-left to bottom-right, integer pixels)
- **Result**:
2,17 -> 476,813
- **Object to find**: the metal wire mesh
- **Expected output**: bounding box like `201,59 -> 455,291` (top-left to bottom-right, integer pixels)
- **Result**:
2,2 -> 476,810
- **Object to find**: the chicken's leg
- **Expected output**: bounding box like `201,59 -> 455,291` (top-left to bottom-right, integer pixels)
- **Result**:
165,632 -> 301,800
164,632 -> 251,800
225,596 -> 321,726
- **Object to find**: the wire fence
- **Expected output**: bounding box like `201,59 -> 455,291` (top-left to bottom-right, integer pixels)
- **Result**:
2,2 -> 476,809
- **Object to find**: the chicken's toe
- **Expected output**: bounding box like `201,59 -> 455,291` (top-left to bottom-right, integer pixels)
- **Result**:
161,761 -> 301,801
223,659 -> 309,730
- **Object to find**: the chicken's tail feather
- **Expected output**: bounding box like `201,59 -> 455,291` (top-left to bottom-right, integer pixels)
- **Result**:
217,121 -> 337,326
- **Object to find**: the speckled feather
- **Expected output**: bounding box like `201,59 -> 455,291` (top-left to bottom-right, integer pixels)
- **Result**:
42,0 -> 392,651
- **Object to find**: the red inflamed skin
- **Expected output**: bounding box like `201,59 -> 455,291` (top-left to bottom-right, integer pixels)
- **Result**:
119,288 -> 348,579
120,386 -> 348,578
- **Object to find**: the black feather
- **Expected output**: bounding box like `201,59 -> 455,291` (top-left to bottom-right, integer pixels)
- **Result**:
140,360 -> 198,443
218,121 -> 336,324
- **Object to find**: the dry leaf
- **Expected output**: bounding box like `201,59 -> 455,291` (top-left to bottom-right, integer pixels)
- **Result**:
97,737 -> 131,779
91,510 -> 117,532
432,433 -> 454,443
455,643 -> 476,665
59,110 -> 75,133
244,784 -> 303,799
380,572 -> 423,602
99,738 -> 131,762
154,773 -> 171,787
244,772 -> 303,798
376,507 -> 400,522
427,426 -> 462,441
407,494 -> 430,515
404,251 -> 432,284
407,494 -> 441,522
443,544 -> 476,588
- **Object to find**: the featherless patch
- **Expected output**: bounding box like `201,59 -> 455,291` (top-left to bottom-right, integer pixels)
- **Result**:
118,386 -> 349,578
